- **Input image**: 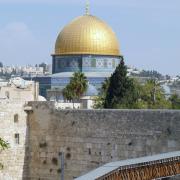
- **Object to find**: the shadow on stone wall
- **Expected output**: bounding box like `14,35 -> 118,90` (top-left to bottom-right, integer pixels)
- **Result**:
22,106 -> 33,180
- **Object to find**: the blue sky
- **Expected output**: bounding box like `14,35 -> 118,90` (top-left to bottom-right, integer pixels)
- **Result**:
0,0 -> 179,75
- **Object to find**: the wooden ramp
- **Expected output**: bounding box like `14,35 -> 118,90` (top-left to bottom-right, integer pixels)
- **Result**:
75,151 -> 180,180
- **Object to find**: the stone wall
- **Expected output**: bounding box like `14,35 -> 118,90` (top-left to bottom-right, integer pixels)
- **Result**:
25,102 -> 180,180
0,100 -> 28,180
0,80 -> 39,180
0,81 -> 39,101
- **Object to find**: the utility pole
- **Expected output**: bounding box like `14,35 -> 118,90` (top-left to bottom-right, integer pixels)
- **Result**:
59,152 -> 64,180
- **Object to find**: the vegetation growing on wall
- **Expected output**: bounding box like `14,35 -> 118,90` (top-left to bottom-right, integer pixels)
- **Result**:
0,137 -> 9,169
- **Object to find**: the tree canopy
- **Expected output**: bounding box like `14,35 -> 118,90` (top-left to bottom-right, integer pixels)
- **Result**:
94,78 -> 110,109
63,72 -> 88,103
169,94 -> 180,109
132,70 -> 163,80
104,60 -> 139,109
138,79 -> 170,109
39,62 -> 47,73
95,60 -> 178,109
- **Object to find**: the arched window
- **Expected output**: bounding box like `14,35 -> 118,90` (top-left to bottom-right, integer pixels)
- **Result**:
14,114 -> 19,123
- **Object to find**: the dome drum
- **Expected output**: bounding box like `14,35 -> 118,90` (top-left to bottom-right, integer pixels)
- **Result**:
52,14 -> 122,75
52,54 -> 123,74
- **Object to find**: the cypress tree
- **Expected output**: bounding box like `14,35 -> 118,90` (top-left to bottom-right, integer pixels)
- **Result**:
104,59 -> 138,108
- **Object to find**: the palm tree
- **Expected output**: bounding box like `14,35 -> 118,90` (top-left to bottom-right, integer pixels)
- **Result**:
63,84 -> 75,108
63,85 -> 74,101
71,72 -> 88,100
62,72 -> 88,108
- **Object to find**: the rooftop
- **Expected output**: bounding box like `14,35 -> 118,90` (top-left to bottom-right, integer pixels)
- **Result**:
75,151 -> 180,180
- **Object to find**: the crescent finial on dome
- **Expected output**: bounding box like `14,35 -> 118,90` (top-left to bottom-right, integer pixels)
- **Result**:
85,0 -> 90,15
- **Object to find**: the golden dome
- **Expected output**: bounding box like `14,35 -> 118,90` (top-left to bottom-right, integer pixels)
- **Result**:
55,15 -> 120,56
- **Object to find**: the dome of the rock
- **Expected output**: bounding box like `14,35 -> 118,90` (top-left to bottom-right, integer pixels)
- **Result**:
55,15 -> 120,56
31,5 -> 124,100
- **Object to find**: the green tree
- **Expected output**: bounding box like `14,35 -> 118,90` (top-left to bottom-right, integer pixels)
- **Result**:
104,60 -> 139,109
94,78 -> 110,109
136,70 -> 163,80
169,94 -> 180,109
63,84 -> 75,102
0,137 -> 9,169
63,72 -> 88,107
70,72 -> 88,100
0,138 -> 8,150
0,62 -> 3,68
140,79 -> 170,109
39,62 -> 47,73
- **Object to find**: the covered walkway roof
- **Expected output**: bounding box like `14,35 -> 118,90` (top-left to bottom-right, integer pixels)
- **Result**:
75,151 -> 180,180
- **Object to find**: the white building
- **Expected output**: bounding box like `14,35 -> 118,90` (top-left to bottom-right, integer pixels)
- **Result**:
0,77 -> 46,180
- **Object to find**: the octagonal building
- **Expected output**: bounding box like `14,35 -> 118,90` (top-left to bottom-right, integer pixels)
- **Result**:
52,14 -> 122,75
25,8 -> 123,99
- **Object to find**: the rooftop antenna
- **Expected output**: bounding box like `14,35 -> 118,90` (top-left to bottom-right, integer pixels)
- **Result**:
85,0 -> 90,15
